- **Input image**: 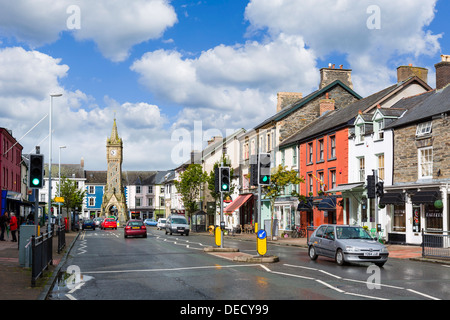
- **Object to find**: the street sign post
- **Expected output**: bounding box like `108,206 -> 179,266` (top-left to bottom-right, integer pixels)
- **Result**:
257,229 -> 267,256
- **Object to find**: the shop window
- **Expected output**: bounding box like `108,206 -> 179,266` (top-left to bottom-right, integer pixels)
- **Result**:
425,204 -> 443,231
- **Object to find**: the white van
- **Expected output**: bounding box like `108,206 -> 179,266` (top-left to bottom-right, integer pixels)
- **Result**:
165,215 -> 190,236
156,218 -> 166,230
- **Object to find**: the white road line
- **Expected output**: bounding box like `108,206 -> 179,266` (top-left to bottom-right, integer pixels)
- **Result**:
345,292 -> 389,300
65,294 -> 77,300
83,263 -> 263,275
315,279 -> 345,293
407,289 -> 441,300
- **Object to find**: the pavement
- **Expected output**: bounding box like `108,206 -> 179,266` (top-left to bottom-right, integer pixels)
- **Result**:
0,227 -> 448,300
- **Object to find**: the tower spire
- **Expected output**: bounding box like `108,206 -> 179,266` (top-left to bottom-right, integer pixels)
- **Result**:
109,116 -> 121,144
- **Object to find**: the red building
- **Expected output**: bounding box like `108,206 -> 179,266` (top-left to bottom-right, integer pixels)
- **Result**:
0,128 -> 23,216
280,94 -> 356,227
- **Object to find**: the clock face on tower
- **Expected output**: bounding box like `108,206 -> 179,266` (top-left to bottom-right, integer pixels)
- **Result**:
110,149 -> 117,156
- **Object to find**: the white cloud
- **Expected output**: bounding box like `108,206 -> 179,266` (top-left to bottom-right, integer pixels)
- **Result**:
131,33 -> 318,131
0,0 -> 177,62
0,47 -> 173,170
244,0 -> 441,95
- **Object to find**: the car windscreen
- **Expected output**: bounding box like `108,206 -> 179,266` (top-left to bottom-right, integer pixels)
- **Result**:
171,218 -> 187,224
128,221 -> 143,226
105,219 -> 115,222
336,227 -> 373,240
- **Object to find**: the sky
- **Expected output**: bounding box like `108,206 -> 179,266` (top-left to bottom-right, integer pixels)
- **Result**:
0,0 -> 449,171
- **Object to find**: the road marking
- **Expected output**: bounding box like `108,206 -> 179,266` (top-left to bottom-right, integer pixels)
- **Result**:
315,279 -> 345,293
66,294 -> 77,300
407,289 -> 441,300
83,263 -> 263,275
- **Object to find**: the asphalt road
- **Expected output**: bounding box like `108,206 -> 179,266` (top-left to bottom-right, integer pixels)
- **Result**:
48,227 -> 450,302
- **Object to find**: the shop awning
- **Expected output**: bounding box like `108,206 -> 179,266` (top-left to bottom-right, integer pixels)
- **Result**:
224,194 -> 253,213
326,182 -> 364,194
411,191 -> 440,205
317,196 -> 337,210
297,198 -> 313,211
379,192 -> 405,205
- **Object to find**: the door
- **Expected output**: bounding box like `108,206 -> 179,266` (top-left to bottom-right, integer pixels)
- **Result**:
312,225 -> 326,255
321,226 -> 337,258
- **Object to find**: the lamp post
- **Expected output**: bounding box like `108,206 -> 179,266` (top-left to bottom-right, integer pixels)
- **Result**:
58,145 -> 67,228
48,93 -> 62,233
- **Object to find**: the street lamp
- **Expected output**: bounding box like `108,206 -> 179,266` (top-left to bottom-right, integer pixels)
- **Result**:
58,145 -> 67,228
48,93 -> 62,233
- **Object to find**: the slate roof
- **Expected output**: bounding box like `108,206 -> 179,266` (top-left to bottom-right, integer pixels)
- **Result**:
385,85 -> 450,129
279,82 -> 404,147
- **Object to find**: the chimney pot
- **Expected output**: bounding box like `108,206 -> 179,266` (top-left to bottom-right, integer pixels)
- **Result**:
435,55 -> 450,90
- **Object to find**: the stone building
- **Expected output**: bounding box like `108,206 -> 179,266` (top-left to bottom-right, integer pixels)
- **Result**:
383,55 -> 450,244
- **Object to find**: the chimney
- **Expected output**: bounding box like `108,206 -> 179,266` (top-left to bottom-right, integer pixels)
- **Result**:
319,93 -> 335,116
319,65 -> 353,89
190,150 -> 201,164
277,92 -> 303,113
207,136 -> 223,145
435,54 -> 450,90
80,157 -> 84,169
397,64 -> 428,84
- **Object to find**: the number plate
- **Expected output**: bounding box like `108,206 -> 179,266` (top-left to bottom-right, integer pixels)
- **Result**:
364,252 -> 379,256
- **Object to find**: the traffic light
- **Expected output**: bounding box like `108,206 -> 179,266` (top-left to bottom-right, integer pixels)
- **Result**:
250,155 -> 258,186
219,167 -> 230,193
214,167 -> 220,193
258,153 -> 271,185
367,175 -> 375,199
376,181 -> 384,198
29,154 -> 44,189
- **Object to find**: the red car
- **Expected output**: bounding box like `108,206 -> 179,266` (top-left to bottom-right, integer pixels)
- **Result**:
101,218 -> 117,230
124,220 -> 147,238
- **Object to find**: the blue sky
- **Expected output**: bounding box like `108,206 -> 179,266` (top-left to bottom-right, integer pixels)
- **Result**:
0,0 -> 449,171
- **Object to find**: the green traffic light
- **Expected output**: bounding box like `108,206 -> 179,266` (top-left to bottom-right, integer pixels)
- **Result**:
262,176 -> 268,182
32,178 -> 40,186
222,184 -> 229,191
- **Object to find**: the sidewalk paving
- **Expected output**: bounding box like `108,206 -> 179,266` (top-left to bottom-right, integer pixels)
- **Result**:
0,228 -> 448,300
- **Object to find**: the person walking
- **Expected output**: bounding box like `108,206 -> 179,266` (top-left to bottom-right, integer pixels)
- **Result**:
0,211 -> 8,241
9,212 -> 18,242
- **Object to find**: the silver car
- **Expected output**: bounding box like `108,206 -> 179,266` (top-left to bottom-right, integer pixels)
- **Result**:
308,224 -> 389,267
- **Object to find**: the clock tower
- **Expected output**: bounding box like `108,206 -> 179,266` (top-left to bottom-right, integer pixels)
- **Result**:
101,118 -> 127,225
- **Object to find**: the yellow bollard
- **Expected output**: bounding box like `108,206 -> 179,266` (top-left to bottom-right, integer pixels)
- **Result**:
215,226 -> 222,247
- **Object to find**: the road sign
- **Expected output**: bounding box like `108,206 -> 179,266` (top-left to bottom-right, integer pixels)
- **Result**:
215,226 -> 222,247
257,229 -> 267,256
54,197 -> 64,203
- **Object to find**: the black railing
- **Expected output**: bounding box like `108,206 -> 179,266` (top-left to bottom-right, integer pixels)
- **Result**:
421,229 -> 450,260
31,230 -> 53,287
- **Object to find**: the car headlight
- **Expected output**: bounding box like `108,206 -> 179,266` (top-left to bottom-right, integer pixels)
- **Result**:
345,246 -> 358,252
380,247 -> 389,253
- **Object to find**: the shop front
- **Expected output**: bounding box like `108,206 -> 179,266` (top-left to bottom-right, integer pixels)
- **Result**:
384,186 -> 448,245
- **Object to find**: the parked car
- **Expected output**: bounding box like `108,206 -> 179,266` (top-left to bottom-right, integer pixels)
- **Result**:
82,219 -> 96,231
101,218 -> 117,230
144,219 -> 157,227
165,214 -> 189,236
93,217 -> 104,228
157,218 -> 166,230
308,224 -> 389,267
124,220 -> 147,238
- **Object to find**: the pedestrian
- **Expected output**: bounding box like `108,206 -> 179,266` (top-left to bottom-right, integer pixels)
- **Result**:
9,212 -> 18,242
0,211 -> 8,241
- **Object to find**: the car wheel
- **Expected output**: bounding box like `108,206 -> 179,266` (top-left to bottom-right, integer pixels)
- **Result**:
375,261 -> 386,268
308,245 -> 318,260
185,231 -> 189,236
143,234 -> 147,238
335,249 -> 346,266
165,229 -> 168,235
124,234 -> 127,238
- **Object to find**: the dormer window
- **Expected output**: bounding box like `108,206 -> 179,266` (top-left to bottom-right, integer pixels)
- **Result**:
356,124 -> 365,144
374,119 -> 384,141
416,121 -> 432,137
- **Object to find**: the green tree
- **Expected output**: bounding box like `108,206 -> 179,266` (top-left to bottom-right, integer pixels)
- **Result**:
174,164 -> 208,222
57,176 -> 86,231
263,165 -> 304,239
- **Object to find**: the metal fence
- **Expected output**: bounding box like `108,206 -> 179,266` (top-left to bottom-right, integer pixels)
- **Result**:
31,230 -> 53,287
421,229 -> 450,260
